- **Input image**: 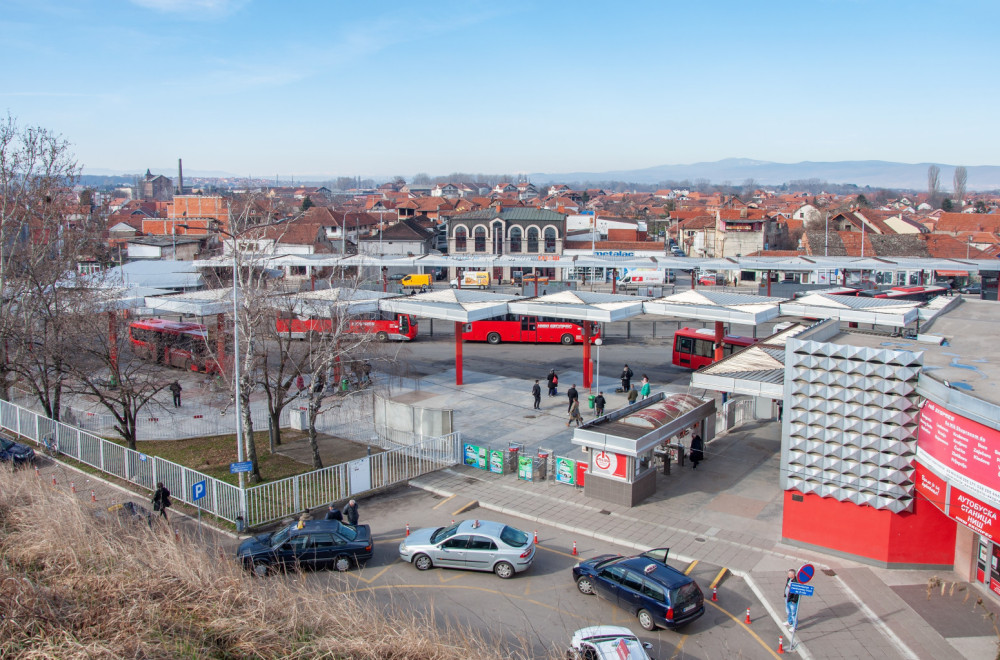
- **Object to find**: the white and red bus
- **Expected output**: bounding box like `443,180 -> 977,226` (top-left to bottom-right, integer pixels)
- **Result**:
672,327 -> 756,370
462,315 -> 601,345
275,312 -> 418,342
128,318 -> 222,374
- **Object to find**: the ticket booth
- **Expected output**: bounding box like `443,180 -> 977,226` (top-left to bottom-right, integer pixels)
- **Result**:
570,393 -> 716,507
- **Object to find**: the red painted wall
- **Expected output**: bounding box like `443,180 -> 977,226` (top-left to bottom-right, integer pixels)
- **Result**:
783,491 -> 957,566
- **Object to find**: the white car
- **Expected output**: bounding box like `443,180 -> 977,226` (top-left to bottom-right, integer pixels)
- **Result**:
566,626 -> 654,660
398,519 -> 534,579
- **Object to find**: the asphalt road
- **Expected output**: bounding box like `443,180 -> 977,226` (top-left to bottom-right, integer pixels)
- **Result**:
258,486 -> 785,660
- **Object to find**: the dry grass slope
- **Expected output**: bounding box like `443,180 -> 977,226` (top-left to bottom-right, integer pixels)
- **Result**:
0,468 -> 528,659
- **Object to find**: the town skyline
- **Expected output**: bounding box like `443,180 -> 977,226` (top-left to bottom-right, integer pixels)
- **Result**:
3,0 -> 999,175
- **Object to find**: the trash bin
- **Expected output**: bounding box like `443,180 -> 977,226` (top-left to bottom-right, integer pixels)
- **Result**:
588,395 -> 596,409
340,378 -> 349,392
534,452 -> 548,482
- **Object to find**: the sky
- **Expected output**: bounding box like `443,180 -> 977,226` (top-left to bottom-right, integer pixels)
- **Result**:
2,0 -> 998,179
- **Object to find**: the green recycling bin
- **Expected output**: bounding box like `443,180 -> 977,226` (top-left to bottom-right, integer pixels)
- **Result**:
340,378 -> 349,392
588,394 -> 596,409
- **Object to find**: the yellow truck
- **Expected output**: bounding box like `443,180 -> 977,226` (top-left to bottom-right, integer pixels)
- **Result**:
450,271 -> 490,289
400,274 -> 431,288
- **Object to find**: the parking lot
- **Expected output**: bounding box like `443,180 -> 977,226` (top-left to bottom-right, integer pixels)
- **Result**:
266,486 -> 785,659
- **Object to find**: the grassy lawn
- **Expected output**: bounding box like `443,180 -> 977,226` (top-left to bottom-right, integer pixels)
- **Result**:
116,430 -> 312,485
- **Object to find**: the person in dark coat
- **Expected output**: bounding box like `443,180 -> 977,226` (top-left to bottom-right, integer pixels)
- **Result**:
690,434 -> 704,469
343,499 -> 359,525
531,380 -> 541,409
324,504 -> 343,521
169,380 -> 182,408
594,392 -> 606,417
620,364 -> 633,392
152,482 -> 171,521
566,384 -> 579,413
546,369 -> 558,397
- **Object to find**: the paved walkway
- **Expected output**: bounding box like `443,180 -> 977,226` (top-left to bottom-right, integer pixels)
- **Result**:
389,369 -> 999,660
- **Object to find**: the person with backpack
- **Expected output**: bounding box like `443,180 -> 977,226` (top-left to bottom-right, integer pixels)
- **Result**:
152,482 -> 172,521
546,369 -> 558,397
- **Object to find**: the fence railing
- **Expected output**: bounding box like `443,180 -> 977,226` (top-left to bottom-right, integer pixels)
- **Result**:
0,398 -> 460,527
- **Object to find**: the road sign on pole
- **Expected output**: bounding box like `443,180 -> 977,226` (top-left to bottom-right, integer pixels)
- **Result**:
789,583 -> 814,597
230,461 -> 253,474
191,479 -> 207,502
797,563 -> 815,584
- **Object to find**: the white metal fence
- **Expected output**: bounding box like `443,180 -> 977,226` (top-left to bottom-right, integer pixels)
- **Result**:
0,398 -> 461,528
717,396 -> 755,433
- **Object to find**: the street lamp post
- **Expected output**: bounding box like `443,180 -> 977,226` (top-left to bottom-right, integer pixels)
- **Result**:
593,337 -> 603,395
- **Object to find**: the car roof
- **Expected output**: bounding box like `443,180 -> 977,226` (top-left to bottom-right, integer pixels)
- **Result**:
290,520 -> 351,533
617,557 -> 692,588
573,625 -> 637,641
456,519 -> 507,536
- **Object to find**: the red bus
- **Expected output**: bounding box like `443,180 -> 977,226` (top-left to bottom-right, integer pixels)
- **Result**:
672,327 -> 756,370
462,315 -> 601,345
128,318 -> 222,373
275,312 -> 418,342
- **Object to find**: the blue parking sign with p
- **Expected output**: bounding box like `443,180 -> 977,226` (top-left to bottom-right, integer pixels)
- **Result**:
192,479 -> 207,502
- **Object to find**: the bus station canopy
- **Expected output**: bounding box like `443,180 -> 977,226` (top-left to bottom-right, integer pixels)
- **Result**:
778,291 -> 920,328
642,290 -> 787,325
690,323 -> 812,398
277,288 -> 395,318
506,290 -> 648,323
377,288 -> 516,323
142,287 -> 236,316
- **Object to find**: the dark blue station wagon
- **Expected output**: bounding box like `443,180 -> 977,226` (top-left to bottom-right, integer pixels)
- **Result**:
572,548 -> 705,631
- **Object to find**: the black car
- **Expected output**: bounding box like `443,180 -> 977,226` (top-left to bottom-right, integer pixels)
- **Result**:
237,519 -> 373,576
0,434 -> 36,467
573,548 -> 704,631
961,283 -> 982,295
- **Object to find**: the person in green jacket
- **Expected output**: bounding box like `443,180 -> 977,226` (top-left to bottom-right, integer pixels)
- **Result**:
639,375 -> 651,399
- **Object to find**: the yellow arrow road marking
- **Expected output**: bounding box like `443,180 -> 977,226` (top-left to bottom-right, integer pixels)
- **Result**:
432,494 -> 456,510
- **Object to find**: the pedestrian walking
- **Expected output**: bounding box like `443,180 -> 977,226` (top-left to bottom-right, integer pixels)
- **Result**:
620,364 -> 633,392
325,504 -> 343,522
531,380 -> 541,409
639,375 -> 651,399
152,482 -> 171,521
784,569 -> 800,632
343,499 -> 359,526
547,369 -> 558,397
567,399 -> 583,426
169,380 -> 182,408
690,433 -> 704,469
594,392 -> 606,417
627,386 -> 639,405
296,374 -> 305,392
567,384 -> 579,413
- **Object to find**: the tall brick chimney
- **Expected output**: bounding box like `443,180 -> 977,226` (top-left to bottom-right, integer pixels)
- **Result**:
177,158 -> 184,195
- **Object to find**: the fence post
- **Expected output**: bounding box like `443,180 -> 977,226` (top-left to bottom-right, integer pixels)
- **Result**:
151,458 -> 158,492
99,437 -> 106,471
293,475 -> 301,513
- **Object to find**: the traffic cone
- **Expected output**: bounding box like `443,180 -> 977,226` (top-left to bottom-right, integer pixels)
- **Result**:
745,608 -> 751,624
52,475 -> 57,486
778,636 -> 784,654
70,482 -> 76,494
534,530 -> 539,543
405,523 -> 410,536
174,528 -> 180,542
91,490 -> 96,502
712,587 -> 717,601
34,466 -> 39,478
572,541 -> 578,556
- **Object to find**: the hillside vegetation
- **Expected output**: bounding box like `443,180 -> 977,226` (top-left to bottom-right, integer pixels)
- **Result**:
0,468 -> 526,659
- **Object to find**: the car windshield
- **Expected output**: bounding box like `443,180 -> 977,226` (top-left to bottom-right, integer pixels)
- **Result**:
269,526 -> 293,548
594,556 -> 626,570
499,525 -> 529,547
430,522 -> 460,544
336,522 -> 358,541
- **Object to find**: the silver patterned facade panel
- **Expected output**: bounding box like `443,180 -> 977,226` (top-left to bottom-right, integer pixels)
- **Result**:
782,338 -> 923,513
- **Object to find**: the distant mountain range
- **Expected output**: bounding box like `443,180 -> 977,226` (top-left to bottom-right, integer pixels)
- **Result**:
531,158 -> 1000,191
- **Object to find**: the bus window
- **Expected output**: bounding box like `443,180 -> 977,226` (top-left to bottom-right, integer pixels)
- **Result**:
676,336 -> 695,354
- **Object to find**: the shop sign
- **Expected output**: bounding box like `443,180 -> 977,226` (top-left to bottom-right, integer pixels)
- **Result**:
913,461 -> 947,510
488,449 -> 504,474
463,443 -> 487,470
949,486 -> 1000,543
517,456 -> 533,481
917,401 -> 1000,506
592,450 -> 628,480
555,457 -> 576,485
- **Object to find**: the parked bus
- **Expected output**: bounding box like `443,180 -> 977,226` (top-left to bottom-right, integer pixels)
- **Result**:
275,312 -> 418,342
128,318 -> 222,373
462,315 -> 601,345
671,327 -> 756,370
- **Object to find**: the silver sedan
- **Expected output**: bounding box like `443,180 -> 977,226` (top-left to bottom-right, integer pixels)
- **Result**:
398,519 -> 535,579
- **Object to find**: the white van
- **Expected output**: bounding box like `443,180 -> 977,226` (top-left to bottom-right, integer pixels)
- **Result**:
617,269 -> 668,288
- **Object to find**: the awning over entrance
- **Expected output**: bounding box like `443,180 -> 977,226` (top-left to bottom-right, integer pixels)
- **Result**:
779,293 -> 919,328
378,288 -> 515,323
934,270 -> 968,277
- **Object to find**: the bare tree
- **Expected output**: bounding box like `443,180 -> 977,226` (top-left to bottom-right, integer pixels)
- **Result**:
256,295 -> 312,451
953,166 -> 967,208
927,165 -> 941,208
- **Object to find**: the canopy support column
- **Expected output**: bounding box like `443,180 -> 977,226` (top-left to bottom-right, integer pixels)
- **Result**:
583,321 -> 592,390
766,270 -> 772,297
713,320 -> 724,363
612,268 -> 617,294
455,322 -> 464,386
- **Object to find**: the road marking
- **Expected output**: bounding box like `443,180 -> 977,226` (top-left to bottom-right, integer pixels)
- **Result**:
437,570 -> 465,583
669,635 -> 687,659
536,544 -> 578,560
709,567 -> 729,589
706,601 -> 781,659
683,560 -> 699,575
522,577 -> 531,596
451,500 -> 479,516
432,494 -> 457,510
353,560 -> 398,585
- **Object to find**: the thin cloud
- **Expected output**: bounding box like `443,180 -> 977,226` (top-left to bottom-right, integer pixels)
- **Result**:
127,0 -> 247,18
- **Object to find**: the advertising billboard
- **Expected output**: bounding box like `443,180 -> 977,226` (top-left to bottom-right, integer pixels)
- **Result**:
555,457 -> 576,485
591,450 -> 628,480
917,400 -> 1000,508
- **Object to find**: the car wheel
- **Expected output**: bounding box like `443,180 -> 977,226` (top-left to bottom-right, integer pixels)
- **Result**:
494,561 -> 515,579
333,555 -> 351,572
637,608 -> 657,631
576,576 -> 596,595
251,560 -> 271,577
376,331 -> 389,342
560,334 -> 574,345
486,332 -> 501,345
413,554 -> 433,571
